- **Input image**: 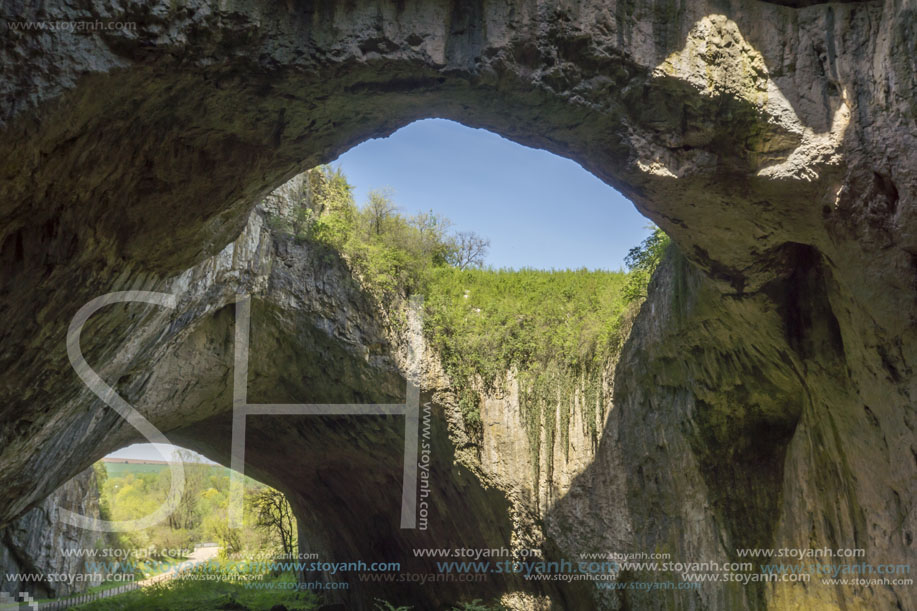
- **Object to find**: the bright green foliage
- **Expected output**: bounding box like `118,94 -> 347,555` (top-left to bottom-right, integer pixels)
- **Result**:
306,166 -> 359,247
73,563 -> 318,611
290,166 -> 472,297
274,167 -> 668,479
622,226 -> 670,302
248,488 -> 297,557
96,458 -> 294,561
92,463 -> 111,522
423,267 -> 629,476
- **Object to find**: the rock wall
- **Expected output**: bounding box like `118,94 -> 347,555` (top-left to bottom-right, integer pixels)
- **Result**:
0,468 -> 106,599
0,0 -> 914,609
548,246 -> 915,610
436,355 -> 618,548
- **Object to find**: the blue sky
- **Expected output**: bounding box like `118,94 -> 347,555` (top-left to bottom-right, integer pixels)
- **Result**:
107,119 -> 648,463
106,443 -> 215,464
334,118 -> 650,271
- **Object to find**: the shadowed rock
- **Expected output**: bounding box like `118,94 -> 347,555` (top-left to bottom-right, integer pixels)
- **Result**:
0,1 -> 914,609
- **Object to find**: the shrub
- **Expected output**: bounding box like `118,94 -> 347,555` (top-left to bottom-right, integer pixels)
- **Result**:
268,167 -> 670,470
622,226 -> 670,302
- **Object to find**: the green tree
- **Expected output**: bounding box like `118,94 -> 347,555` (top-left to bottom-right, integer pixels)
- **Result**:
447,231 -> 490,270
92,463 -> 111,521
247,488 -> 297,557
160,449 -> 209,532
213,521 -> 242,555
364,189 -> 398,236
622,226 -> 670,302
411,210 -> 454,265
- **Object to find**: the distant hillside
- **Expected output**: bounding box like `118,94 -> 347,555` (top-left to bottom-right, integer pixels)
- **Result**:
100,458 -> 226,477
101,459 -> 168,476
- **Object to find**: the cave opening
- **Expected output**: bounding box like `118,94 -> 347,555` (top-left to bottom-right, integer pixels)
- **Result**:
2,2 -> 911,609
94,443 -> 300,564
18,120 -> 662,609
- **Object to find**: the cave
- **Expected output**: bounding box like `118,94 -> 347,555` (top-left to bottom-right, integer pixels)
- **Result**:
1,0 -> 914,609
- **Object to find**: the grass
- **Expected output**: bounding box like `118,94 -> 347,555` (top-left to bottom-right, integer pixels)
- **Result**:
424,266 -> 631,474
71,565 -> 318,611
42,166 -> 672,611
271,166 -> 670,479
85,579 -> 143,595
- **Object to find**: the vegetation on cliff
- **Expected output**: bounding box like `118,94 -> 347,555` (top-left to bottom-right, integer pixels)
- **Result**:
424,268 -> 625,456
273,167 -> 669,474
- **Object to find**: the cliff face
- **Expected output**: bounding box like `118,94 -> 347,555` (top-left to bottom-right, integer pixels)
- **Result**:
550,247 -> 916,610
0,1 -> 914,609
0,176 -> 586,608
0,468 -> 106,599
476,366 -> 613,515
0,164 -> 910,609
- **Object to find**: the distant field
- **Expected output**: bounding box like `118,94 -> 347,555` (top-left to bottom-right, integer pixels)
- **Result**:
102,462 -> 169,476
102,461 -> 231,478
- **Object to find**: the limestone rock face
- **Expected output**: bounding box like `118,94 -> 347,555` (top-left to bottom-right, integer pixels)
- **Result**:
552,246 -> 916,610
0,468 -> 105,599
0,0 -> 914,609
0,177 -> 581,608
473,365 -> 615,520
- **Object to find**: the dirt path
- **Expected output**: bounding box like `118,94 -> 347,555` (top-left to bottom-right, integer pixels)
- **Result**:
137,545 -> 221,587
26,545 -> 225,609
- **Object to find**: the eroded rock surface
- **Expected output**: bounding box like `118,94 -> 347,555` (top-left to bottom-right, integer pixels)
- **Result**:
0,1 -> 914,609
0,468 -> 106,599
